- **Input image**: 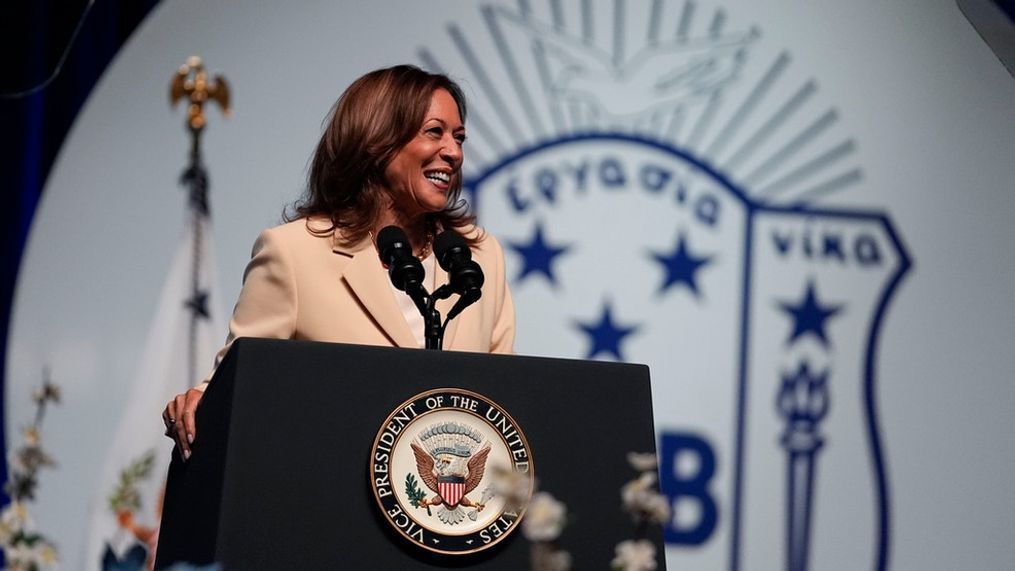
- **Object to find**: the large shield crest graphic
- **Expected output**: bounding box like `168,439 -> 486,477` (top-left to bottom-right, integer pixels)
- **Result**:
426,2 -> 910,568
439,477 -> 467,509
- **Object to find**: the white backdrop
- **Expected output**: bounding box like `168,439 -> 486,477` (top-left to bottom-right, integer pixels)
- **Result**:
6,0 -> 1014,568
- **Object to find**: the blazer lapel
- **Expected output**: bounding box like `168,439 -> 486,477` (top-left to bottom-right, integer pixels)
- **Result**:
334,238 -> 417,348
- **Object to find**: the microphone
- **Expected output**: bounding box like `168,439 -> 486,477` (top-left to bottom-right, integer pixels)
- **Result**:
434,231 -> 484,320
377,226 -> 425,297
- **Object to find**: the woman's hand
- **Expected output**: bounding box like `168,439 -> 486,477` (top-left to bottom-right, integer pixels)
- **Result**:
162,388 -> 204,461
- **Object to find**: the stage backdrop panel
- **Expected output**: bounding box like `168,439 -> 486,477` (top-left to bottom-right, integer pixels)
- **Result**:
6,0 -> 1014,569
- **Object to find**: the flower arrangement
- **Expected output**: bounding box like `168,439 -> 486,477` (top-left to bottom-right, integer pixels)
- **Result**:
0,373 -> 61,570
611,452 -> 670,571
519,451 -> 669,570
619,452 -> 671,526
522,491 -> 571,571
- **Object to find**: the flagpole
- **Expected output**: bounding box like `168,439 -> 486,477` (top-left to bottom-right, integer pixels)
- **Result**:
170,56 -> 230,386
186,135 -> 205,388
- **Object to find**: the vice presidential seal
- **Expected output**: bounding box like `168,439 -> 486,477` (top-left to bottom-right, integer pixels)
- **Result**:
370,388 -> 534,555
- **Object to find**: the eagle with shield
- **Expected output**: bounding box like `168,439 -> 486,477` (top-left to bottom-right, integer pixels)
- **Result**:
408,421 -> 492,525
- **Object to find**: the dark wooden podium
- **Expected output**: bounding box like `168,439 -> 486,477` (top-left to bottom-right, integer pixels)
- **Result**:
155,338 -> 664,569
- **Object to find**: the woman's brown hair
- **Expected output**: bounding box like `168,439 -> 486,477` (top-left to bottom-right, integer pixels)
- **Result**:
288,65 -> 477,246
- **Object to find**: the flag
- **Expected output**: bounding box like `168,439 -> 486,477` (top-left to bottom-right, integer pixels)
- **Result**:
83,213 -> 225,570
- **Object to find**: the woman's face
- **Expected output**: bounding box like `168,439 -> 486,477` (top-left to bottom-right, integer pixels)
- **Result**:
384,88 -> 465,219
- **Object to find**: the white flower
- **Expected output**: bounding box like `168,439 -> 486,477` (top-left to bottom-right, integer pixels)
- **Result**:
39,542 -> 58,564
0,502 -> 30,529
490,465 -> 531,506
543,550 -> 572,571
26,544 -> 52,567
627,452 -> 658,472
0,503 -> 25,545
5,541 -> 38,566
621,472 -> 671,525
531,543 -> 572,571
611,539 -> 657,571
622,471 -> 656,500
22,426 -> 40,447
5,539 -> 55,567
643,492 -> 671,524
522,491 -> 567,542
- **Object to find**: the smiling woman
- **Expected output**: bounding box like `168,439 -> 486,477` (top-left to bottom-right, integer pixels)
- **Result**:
161,65 -> 516,461
295,65 -> 477,252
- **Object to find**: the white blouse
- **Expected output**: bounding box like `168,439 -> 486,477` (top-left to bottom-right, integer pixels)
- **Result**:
387,253 -> 438,348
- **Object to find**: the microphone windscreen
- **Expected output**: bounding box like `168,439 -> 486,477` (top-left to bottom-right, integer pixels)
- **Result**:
434,231 -> 470,269
377,225 -> 409,260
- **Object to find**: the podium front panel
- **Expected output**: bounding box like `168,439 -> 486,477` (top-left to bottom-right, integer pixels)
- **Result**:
157,338 -> 663,569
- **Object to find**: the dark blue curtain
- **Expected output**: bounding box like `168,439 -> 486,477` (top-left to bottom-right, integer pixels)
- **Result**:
997,0 -> 1015,21
0,0 -> 161,508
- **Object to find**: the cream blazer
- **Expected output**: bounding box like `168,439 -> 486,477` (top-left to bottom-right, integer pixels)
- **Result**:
198,218 -> 515,388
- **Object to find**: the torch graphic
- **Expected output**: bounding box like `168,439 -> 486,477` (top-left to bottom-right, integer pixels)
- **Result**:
777,361 -> 830,571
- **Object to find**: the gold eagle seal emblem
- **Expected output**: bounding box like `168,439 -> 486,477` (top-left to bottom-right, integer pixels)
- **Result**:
370,388 -> 534,554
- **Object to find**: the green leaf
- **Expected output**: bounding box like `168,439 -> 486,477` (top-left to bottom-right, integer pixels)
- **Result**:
107,449 -> 158,513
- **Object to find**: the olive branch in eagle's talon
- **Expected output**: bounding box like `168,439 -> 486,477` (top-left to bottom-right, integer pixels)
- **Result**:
405,473 -> 432,516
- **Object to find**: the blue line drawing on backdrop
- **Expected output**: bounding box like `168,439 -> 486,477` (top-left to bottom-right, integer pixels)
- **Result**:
425,2 -> 912,569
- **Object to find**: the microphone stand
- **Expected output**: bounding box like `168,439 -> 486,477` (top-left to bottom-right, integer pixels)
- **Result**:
400,282 -> 442,350
382,249 -> 454,350
384,230 -> 483,351
423,285 -> 455,350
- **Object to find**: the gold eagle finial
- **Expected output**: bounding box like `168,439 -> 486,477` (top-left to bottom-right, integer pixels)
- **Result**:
170,56 -> 230,132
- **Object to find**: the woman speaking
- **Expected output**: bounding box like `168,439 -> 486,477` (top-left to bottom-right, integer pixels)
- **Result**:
162,65 -> 516,459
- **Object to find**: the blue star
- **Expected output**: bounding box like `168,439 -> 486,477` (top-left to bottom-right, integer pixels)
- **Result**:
508,222 -> 571,286
574,301 -> 640,361
778,281 -> 844,347
649,232 -> 713,296
184,290 -> 210,319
